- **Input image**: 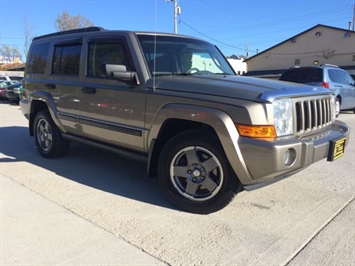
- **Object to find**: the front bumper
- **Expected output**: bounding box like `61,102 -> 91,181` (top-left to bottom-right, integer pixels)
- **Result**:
5,91 -> 20,101
20,99 -> 30,120
234,120 -> 350,187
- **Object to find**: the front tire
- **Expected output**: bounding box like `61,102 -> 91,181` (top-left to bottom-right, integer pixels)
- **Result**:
335,98 -> 340,117
158,129 -> 242,214
33,110 -> 70,158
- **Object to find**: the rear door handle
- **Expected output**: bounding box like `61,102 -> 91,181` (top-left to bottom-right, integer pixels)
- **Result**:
81,87 -> 96,94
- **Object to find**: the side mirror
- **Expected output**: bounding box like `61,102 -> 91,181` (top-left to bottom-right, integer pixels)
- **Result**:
105,64 -> 139,85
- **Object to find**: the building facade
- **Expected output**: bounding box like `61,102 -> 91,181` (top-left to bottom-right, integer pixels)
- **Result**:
227,57 -> 247,75
244,24 -> 355,78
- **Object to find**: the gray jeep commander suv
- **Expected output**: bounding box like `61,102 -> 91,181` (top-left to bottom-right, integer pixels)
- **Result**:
20,27 -> 350,213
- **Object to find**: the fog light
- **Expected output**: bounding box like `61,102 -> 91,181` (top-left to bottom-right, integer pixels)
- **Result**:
283,148 -> 296,166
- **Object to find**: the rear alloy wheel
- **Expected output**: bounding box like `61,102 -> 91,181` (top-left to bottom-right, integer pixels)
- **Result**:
34,110 -> 69,158
158,129 -> 241,214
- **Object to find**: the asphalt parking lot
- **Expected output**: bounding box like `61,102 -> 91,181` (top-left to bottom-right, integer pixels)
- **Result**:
1,100 -> 354,265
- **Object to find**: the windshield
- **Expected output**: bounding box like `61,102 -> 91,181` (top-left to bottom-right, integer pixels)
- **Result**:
137,34 -> 235,76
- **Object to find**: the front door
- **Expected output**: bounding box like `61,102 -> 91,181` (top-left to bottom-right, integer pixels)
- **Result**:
78,37 -> 146,152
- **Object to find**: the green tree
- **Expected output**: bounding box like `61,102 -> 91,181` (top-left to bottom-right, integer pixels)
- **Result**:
54,11 -> 94,31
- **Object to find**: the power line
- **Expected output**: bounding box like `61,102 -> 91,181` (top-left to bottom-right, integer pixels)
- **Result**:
179,19 -> 251,52
204,6 -> 349,34
179,3 -> 354,55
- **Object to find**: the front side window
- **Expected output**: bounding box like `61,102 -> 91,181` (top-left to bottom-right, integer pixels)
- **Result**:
27,43 -> 50,74
328,69 -> 349,85
52,44 -> 81,75
87,39 -> 133,79
137,34 -> 234,76
345,72 -> 355,84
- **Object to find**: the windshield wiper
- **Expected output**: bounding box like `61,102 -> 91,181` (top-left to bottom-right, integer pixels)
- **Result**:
215,72 -> 232,76
172,72 -> 194,76
153,72 -> 175,76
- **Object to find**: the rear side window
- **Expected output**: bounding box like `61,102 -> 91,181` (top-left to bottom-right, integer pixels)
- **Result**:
27,43 -> 50,74
52,44 -> 81,75
328,69 -> 349,85
87,39 -> 133,79
280,68 -> 323,83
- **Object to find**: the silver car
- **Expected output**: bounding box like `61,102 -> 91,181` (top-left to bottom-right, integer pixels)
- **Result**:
280,65 -> 355,116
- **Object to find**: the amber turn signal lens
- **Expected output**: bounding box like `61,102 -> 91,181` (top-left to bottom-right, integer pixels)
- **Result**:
236,124 -> 277,138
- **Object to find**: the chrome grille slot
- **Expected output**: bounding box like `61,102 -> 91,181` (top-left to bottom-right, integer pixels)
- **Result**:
295,97 -> 332,135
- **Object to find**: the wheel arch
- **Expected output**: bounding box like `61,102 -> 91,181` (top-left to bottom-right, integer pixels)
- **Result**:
29,91 -> 66,136
146,103 -> 253,184
147,118 -> 216,177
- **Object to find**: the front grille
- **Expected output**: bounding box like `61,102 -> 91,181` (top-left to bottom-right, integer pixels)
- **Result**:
295,96 -> 332,135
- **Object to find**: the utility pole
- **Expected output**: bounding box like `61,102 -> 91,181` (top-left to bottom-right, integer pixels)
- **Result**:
166,0 -> 181,34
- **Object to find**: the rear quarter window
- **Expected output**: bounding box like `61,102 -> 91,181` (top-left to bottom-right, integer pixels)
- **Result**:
280,68 -> 323,83
27,43 -> 50,74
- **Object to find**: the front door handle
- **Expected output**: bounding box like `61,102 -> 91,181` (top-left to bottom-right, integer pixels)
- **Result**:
82,87 -> 96,94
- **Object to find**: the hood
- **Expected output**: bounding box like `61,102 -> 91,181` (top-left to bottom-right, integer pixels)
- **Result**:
146,75 -> 331,102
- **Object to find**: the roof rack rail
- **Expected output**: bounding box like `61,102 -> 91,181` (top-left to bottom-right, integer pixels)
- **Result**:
320,64 -> 339,68
33,26 -> 106,41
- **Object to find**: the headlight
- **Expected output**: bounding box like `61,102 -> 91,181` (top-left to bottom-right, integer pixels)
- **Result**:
273,98 -> 293,136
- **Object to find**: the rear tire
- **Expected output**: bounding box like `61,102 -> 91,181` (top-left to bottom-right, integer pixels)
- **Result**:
158,129 -> 242,214
33,110 -> 70,158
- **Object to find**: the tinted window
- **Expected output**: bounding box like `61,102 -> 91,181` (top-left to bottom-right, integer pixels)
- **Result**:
28,43 -> 50,74
87,39 -> 133,79
52,44 -> 81,75
280,68 -> 323,83
328,69 -> 349,85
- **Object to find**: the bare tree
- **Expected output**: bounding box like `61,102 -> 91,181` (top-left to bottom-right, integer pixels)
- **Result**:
23,15 -> 35,61
0,45 -> 11,63
11,47 -> 22,62
54,11 -> 94,31
0,45 -> 22,63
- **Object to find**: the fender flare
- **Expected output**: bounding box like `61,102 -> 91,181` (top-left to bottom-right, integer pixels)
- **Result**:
147,103 -> 253,184
29,91 -> 67,134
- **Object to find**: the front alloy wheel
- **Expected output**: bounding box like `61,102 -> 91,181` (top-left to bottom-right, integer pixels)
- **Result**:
158,129 -> 241,214
170,146 -> 223,202
335,98 -> 340,117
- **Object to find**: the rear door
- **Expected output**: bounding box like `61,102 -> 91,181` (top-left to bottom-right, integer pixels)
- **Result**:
49,40 -> 83,133
25,40 -> 83,134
